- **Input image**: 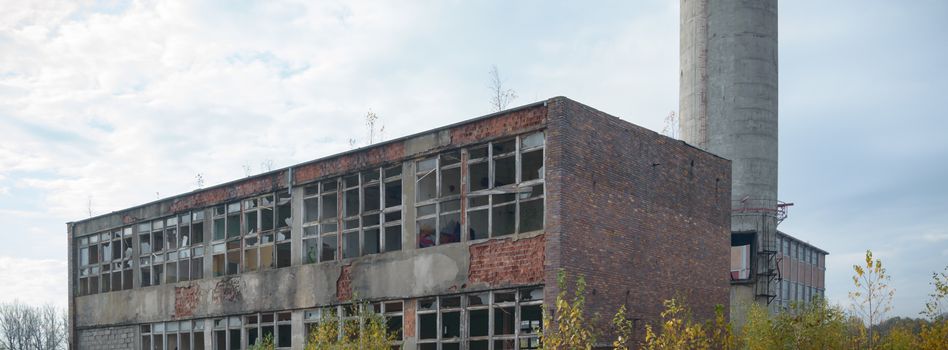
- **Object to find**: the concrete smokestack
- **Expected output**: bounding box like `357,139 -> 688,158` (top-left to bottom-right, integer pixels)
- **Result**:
680,0 -> 779,319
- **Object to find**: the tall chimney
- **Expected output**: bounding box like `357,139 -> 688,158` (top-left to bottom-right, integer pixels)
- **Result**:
680,0 -> 780,319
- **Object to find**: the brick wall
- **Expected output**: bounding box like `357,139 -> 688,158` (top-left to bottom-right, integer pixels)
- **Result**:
468,234 -> 545,287
77,326 -> 137,350
546,97 -> 731,342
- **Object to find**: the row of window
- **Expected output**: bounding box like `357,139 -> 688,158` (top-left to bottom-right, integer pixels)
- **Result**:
136,288 -> 541,350
778,236 -> 823,267
417,287 -> 543,350
77,132 -> 545,296
416,133 -> 544,249
772,280 -> 825,312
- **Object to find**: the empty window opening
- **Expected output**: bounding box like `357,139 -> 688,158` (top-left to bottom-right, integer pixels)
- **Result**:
731,232 -> 755,281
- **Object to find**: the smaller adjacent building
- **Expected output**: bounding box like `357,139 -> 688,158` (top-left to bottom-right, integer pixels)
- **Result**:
772,231 -> 827,312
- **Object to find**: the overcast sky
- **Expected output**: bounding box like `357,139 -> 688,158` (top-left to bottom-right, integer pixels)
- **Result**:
1,0 -> 946,318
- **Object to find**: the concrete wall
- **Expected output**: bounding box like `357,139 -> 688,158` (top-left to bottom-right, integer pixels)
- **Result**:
679,0 -> 709,149
73,242 -> 476,327
547,98 -> 732,343
706,0 -> 779,204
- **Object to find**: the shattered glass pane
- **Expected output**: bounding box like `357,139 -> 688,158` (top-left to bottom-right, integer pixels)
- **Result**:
441,166 -> 461,197
494,155 -> 516,187
521,132 -> 544,149
469,162 -> 489,191
521,150 -> 544,181
519,199 -> 544,233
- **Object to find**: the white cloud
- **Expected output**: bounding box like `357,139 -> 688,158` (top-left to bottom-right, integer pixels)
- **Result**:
921,232 -> 948,242
0,256 -> 67,308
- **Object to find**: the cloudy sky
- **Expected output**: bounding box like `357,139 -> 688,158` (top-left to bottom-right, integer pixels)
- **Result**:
1,0 -> 946,317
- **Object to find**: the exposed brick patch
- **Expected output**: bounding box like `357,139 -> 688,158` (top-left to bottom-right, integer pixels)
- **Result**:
468,234 -> 545,286
212,277 -> 242,303
170,173 -> 286,212
451,105 -> 547,145
294,143 -> 405,186
336,264 -> 353,302
174,285 -> 200,318
403,299 -> 416,338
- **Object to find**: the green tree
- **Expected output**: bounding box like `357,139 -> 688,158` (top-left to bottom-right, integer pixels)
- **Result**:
247,333 -> 274,350
740,303 -> 775,350
916,318 -> 948,350
641,299 -> 710,350
879,326 -> 917,350
611,304 -> 634,350
918,266 -> 948,349
304,301 -> 395,350
706,304 -> 735,350
775,299 -> 850,349
849,249 -> 895,350
922,265 -> 948,320
538,270 -> 595,350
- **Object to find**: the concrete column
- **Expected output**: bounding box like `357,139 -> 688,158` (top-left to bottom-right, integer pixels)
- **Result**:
679,0 -> 709,149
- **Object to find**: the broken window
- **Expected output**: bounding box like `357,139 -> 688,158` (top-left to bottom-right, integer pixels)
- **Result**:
303,179 -> 343,263
417,287 -> 543,349
416,151 -> 463,248
309,166 -> 402,261
77,234 -> 99,296
731,233 -> 754,281
301,301 -> 403,348
241,194 -> 290,272
321,179 -> 339,262
141,320 -> 204,350
243,312 -> 292,349
212,202 -> 241,277
466,132 -> 546,240
342,175 -> 360,258
213,317 -> 242,350
85,227 -> 134,292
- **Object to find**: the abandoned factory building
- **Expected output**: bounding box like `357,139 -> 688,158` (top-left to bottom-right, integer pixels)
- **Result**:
67,97 -> 732,349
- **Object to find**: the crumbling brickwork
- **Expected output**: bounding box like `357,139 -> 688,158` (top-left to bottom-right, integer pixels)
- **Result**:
403,299 -> 417,338
546,98 -> 731,342
77,326 -> 137,349
174,285 -> 200,318
468,234 -> 545,286
336,264 -> 353,302
170,172 -> 286,213
450,106 -> 547,145
294,144 -> 406,185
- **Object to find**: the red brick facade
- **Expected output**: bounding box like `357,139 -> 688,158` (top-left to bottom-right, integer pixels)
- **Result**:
545,98 -> 732,341
468,234 -> 546,286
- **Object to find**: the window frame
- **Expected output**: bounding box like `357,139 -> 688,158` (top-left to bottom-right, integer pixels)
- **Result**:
465,132 -> 546,242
